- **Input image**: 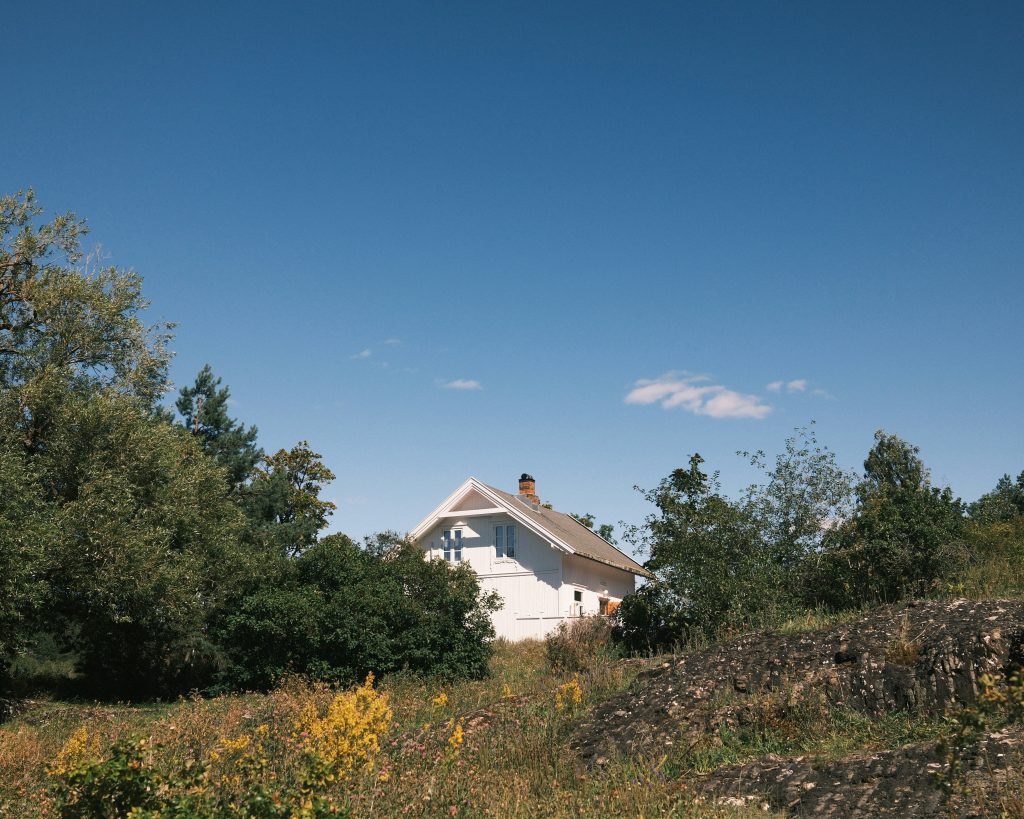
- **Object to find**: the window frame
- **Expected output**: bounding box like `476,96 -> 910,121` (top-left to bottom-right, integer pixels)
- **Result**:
494,523 -> 516,560
442,528 -> 463,563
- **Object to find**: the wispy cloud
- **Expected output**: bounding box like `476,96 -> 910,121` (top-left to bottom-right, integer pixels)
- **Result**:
767,378 -> 808,394
441,378 -> 483,391
350,348 -> 372,360
382,338 -> 401,347
626,373 -> 771,419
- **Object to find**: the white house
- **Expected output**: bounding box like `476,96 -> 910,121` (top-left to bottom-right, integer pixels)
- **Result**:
410,474 -> 652,641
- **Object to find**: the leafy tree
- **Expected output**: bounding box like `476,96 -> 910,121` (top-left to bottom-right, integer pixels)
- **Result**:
244,442 -> 337,558
0,189 -> 171,408
218,536 -> 499,690
812,431 -> 966,607
0,427 -> 50,680
740,424 -> 855,572
36,388 -> 246,697
570,512 -> 617,544
969,472 -> 1024,524
627,454 -> 776,638
175,364 -> 261,491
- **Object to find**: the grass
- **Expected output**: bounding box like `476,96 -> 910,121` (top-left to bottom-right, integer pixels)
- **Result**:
0,623 -> 1004,818
680,691 -> 949,776
0,641 -> 766,818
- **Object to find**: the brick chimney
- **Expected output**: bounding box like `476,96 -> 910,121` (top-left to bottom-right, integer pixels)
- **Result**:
518,473 -> 539,504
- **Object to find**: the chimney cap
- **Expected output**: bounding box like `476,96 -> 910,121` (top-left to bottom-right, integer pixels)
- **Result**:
520,473 -> 535,482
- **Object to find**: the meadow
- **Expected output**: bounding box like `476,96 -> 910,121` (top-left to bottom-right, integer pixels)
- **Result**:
0,637 -> 785,818
6,624 -> 1002,819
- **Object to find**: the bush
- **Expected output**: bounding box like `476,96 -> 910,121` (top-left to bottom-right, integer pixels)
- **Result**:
611,583 -> 693,655
545,616 -> 612,672
218,536 -> 500,689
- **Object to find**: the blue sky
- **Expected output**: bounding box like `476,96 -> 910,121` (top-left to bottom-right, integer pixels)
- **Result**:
4,2 -> 1022,543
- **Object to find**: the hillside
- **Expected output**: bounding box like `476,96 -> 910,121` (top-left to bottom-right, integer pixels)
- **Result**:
2,601 -> 1023,817
573,599 -> 1024,816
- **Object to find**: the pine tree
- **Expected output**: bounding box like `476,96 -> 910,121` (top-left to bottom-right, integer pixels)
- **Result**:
176,365 -> 261,491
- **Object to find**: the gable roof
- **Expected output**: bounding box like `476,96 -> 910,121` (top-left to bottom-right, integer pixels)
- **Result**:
409,477 -> 652,579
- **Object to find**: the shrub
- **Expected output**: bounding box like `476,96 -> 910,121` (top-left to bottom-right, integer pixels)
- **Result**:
611,583 -> 693,655
218,536 -> 500,689
545,615 -> 612,672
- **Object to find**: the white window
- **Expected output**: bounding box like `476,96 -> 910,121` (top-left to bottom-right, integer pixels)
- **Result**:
442,529 -> 462,562
495,524 -> 516,559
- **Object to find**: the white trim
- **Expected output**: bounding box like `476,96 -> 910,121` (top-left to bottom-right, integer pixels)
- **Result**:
409,477 -> 577,556
437,507 -> 505,518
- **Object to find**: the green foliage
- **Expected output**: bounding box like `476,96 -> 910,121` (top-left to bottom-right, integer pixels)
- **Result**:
37,388 -> 247,697
570,512 -> 617,544
969,471 -> 1024,524
740,423 -> 855,572
955,517 -> 1024,600
611,582 -> 693,654
218,537 -> 500,690
244,442 -> 337,558
176,364 -> 261,491
629,454 -> 778,639
812,431 -> 967,608
0,429 -> 50,678
53,738 -> 164,818
0,188 -> 172,405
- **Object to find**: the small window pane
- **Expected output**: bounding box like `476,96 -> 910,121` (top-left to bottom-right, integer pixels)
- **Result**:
494,525 -> 504,558
574,590 -> 582,602
506,525 -> 516,558
453,530 -> 462,562
443,530 -> 452,561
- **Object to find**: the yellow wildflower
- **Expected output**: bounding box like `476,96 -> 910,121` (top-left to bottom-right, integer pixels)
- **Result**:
448,718 -> 465,751
554,675 -> 584,712
48,727 -> 102,776
293,673 -> 393,781
431,691 -> 449,708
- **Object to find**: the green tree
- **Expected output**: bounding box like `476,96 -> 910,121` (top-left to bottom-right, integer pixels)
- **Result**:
176,364 -> 261,491
1,189 -> 171,409
244,442 -> 337,558
628,454 -> 774,638
36,388 -> 246,697
813,431 -> 966,607
741,423 -> 855,571
570,512 -> 617,544
969,472 -> 1024,524
0,426 -> 50,680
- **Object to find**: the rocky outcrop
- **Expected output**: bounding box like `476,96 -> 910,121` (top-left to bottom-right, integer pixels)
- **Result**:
698,726 -> 1024,817
572,599 -> 1024,766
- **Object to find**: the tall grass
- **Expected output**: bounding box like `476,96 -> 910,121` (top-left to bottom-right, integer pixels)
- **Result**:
1,642 -> 758,818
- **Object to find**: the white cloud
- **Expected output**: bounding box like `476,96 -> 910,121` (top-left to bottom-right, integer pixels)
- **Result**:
626,373 -> 771,420
382,338 -> 401,346
768,378 -> 810,394
441,379 -> 482,391
350,348 -> 372,360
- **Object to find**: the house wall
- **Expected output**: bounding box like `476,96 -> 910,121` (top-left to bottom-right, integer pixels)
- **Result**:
420,513 -> 639,641
421,513 -> 562,640
560,554 -> 637,616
